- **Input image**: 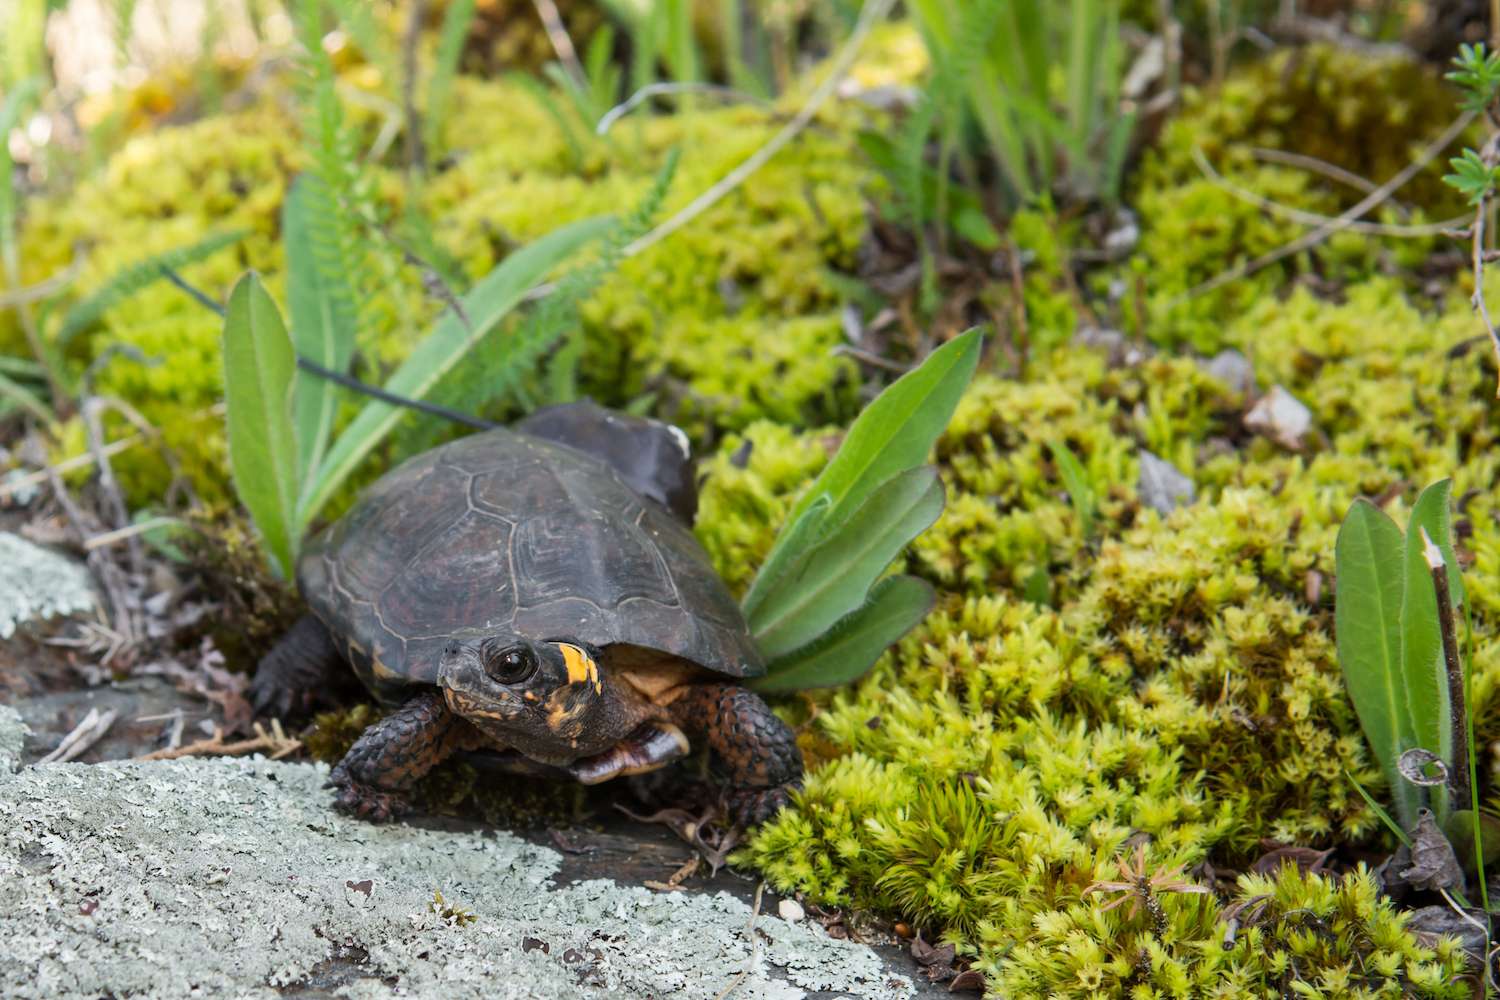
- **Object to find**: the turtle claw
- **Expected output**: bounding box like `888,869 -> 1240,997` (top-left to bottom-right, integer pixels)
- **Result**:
728,781 -> 798,828
327,768 -> 409,823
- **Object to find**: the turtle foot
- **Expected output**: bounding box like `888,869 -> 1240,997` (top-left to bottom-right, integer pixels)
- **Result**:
728,780 -> 798,827
327,767 -> 410,823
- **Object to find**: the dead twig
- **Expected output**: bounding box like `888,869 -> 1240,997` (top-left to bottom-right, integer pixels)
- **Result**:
620,0 -> 897,260
1174,111 -> 1477,305
595,83 -> 772,135
1249,147 -> 1409,215
136,719 -> 301,762
644,855 -> 701,892
1191,148 -> 1463,237
531,0 -> 586,91
37,708 -> 119,764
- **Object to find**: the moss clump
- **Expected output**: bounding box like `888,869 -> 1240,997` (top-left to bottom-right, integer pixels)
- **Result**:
702,264 -> 1500,984
14,105 -> 303,505
998,864 -> 1469,997
1127,43 -> 1468,352
23,62 -> 875,507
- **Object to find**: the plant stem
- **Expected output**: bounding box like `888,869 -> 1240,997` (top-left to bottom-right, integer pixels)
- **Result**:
1420,526 -> 1470,809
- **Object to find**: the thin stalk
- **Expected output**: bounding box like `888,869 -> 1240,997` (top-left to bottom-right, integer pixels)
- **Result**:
1420,526 -> 1469,809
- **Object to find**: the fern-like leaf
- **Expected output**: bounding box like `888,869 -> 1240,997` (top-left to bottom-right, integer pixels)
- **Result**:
56,229 -> 247,346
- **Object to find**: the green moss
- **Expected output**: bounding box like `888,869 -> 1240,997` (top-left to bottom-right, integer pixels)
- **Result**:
425,79 -> 873,437
997,864 -> 1469,997
1126,43 -> 1469,352
706,264 -> 1500,986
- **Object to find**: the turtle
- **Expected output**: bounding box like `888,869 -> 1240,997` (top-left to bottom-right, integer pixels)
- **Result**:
249,401 -> 802,826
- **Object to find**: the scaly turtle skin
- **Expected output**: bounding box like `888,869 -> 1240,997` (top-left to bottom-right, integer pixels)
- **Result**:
251,402 -> 801,825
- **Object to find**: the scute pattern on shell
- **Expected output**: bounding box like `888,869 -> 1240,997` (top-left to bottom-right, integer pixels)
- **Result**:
298,428 -> 763,702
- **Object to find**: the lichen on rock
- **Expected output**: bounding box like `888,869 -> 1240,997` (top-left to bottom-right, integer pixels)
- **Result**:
0,533 -> 98,640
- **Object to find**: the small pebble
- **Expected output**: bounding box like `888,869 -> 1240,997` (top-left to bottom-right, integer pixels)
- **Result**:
778,898 -> 805,923
1244,385 -> 1313,450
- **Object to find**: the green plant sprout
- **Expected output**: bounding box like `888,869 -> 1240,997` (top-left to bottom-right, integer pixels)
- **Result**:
1334,479 -> 1489,910
220,215 -> 609,580
1443,42 -> 1500,394
744,329 -> 981,692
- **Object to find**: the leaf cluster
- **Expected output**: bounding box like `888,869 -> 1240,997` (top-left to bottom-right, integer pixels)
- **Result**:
1335,482 -> 1467,831
743,329 -> 981,692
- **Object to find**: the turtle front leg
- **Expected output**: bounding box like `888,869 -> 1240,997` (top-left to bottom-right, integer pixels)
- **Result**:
668,685 -> 803,826
329,689 -> 484,822
251,614 -> 348,720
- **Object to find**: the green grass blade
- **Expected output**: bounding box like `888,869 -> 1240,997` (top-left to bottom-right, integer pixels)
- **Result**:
1400,480 -> 1458,798
1048,440 -> 1094,539
222,273 -> 301,578
776,328 -> 980,537
0,368 -> 54,427
1335,498 -> 1419,828
56,230 -> 247,346
426,0 -> 476,157
300,215 -> 610,523
751,466 -> 944,659
284,179 -> 356,488
1346,768 -> 1413,847
751,575 -> 935,694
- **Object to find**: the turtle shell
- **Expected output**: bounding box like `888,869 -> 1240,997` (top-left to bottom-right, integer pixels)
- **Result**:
298,427 -> 763,703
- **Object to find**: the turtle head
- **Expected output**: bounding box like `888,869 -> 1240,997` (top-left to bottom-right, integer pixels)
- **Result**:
437,633 -> 609,759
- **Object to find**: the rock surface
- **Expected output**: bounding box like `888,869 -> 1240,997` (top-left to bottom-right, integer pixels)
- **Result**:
0,532 -> 97,639
0,706 -> 913,1000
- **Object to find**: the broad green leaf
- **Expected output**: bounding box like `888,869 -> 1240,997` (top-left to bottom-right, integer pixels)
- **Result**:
1335,499 -> 1418,828
777,328 -> 979,542
301,215 -> 609,522
751,576 -> 935,694
752,467 -> 944,659
222,273 -> 301,578
740,495 -> 829,619
1048,440 -> 1094,538
1400,481 -> 1458,782
284,179 -> 355,487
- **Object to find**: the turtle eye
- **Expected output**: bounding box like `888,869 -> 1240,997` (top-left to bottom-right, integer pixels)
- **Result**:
484,644 -> 537,684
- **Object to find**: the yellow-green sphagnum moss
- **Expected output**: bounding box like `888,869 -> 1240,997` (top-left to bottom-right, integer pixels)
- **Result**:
424,78 -> 871,436
22,70 -> 874,506
1126,43 -> 1471,353
999,864 -> 1468,997
708,267 -> 1500,990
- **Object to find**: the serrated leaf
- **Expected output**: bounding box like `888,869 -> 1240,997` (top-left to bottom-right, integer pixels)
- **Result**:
751,467 -> 944,659
56,230 -> 246,346
222,273 -> 301,578
751,576 -> 935,694
1336,498 -> 1419,829
300,215 -> 609,522
284,178 -> 356,488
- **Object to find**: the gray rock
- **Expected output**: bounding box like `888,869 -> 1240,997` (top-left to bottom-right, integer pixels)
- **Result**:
1202,349 -> 1256,396
0,532 -> 97,639
1138,451 -> 1195,515
0,706 -> 24,774
1244,385 -> 1313,450
0,704 -> 911,1000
